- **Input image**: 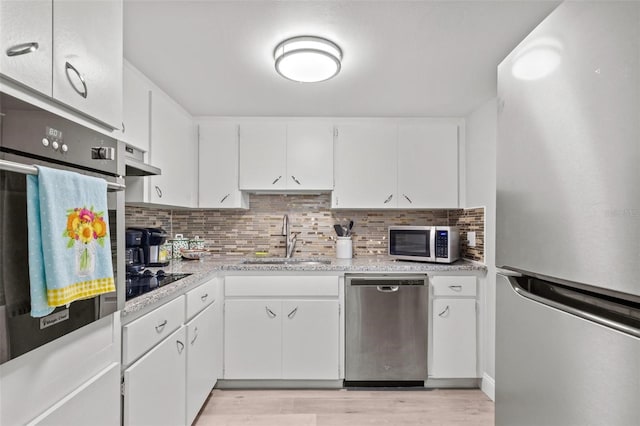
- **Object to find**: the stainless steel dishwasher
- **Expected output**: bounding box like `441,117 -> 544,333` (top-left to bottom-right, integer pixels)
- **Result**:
345,274 -> 428,385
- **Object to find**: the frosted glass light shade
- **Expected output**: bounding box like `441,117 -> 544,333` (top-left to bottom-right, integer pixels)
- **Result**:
274,36 -> 342,83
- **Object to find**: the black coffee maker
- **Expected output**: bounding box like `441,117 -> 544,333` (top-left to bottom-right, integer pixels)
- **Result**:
125,228 -> 145,274
128,227 -> 170,267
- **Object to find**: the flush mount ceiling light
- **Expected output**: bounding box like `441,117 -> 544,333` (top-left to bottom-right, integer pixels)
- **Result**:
274,36 -> 342,83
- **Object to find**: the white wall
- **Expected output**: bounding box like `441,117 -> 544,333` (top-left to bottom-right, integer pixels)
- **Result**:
464,97 -> 497,400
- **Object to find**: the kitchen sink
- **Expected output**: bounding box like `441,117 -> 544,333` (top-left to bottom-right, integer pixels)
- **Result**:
240,258 -> 332,266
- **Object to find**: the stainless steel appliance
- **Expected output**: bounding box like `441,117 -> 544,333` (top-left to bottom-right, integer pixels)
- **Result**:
123,144 -> 161,176
125,270 -> 191,301
496,2 -> 640,425
0,93 -> 125,365
125,228 -> 145,273
388,225 -> 459,263
345,274 -> 428,385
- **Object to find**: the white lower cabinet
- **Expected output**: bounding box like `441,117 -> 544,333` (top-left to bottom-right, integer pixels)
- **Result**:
124,327 -> 187,426
282,300 -> 340,380
186,302 -> 222,425
32,363 -> 120,426
223,275 -> 341,381
430,276 -> 478,378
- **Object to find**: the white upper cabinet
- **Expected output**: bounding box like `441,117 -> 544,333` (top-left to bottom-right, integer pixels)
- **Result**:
1,0 -> 122,129
286,121 -> 334,190
239,122 -> 287,190
0,0 -> 52,96
199,122 -> 248,209
121,60 -> 151,152
332,122 -> 398,208
147,90 -> 197,208
52,0 -> 123,129
397,122 -> 459,208
333,120 -> 459,209
239,121 -> 334,191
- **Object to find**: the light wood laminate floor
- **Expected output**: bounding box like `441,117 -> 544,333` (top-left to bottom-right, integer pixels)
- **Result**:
194,389 -> 494,426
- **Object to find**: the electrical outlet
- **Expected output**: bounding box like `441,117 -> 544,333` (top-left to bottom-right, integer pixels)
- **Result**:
467,231 -> 476,247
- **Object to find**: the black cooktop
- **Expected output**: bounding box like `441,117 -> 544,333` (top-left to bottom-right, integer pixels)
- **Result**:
125,269 -> 192,301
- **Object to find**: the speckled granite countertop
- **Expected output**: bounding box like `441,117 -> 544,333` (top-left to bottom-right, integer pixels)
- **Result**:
122,256 -> 486,321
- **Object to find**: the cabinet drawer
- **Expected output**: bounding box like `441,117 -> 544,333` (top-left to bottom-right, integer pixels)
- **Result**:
432,276 -> 477,297
225,275 -> 339,297
186,279 -> 219,320
123,296 -> 185,365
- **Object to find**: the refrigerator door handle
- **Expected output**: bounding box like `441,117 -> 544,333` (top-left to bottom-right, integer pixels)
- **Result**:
497,268 -> 523,277
505,275 -> 640,339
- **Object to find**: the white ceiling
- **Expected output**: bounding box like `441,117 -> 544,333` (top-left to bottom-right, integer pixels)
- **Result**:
123,0 -> 560,118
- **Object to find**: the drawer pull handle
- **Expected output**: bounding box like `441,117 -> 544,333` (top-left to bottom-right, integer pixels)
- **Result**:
201,293 -> 208,302
220,193 -> 230,203
291,175 -> 301,185
176,340 -> 185,354
65,61 -> 88,99
383,194 -> 393,204
438,306 -> 450,317
403,194 -> 413,204
272,175 -> 282,185
155,185 -> 163,198
155,320 -> 168,332
377,285 -> 399,293
265,306 -> 277,318
287,307 -> 298,319
6,41 -> 39,57
448,285 -> 463,291
191,327 -> 199,345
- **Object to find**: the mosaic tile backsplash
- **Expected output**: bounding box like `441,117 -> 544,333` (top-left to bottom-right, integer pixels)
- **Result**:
125,194 -> 484,262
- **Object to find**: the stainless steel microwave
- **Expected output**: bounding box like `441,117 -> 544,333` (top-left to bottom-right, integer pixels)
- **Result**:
388,226 -> 460,263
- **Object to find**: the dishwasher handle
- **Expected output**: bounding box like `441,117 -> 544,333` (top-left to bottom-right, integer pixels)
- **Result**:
377,285 -> 400,293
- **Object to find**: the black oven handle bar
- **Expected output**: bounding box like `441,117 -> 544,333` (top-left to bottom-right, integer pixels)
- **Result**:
0,159 -> 126,192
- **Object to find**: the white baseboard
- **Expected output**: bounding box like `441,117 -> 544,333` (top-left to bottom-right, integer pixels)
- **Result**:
481,373 -> 495,401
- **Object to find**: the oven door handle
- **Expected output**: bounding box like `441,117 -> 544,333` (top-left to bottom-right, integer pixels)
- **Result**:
0,159 -> 125,192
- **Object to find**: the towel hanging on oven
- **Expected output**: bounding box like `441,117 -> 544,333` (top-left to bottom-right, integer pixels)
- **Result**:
26,166 -> 115,317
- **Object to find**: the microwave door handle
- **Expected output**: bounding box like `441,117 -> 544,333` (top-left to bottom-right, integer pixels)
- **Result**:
429,227 -> 436,261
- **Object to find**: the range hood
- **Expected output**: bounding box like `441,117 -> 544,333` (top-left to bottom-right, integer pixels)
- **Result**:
124,144 -> 161,176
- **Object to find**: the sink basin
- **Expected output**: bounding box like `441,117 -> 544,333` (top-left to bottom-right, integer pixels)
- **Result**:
241,258 -> 331,266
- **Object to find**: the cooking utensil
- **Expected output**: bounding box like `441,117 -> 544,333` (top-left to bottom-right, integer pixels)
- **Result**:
334,224 -> 344,236
347,220 -> 354,236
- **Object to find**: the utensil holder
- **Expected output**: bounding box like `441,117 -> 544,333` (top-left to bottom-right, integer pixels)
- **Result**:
336,236 -> 353,259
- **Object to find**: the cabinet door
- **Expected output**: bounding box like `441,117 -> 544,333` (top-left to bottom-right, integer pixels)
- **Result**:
199,122 -> 248,208
431,298 -> 477,378
33,364 -> 120,426
398,123 -> 459,208
123,327 -> 187,426
186,303 -> 219,425
224,300 -> 282,379
282,300 -> 340,380
239,122 -> 287,190
333,123 -> 397,208
286,122 -> 334,190
148,90 -> 197,207
52,0 -> 123,128
121,61 -> 151,152
0,0 -> 52,96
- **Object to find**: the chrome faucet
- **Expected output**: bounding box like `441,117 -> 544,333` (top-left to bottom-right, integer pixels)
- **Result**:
281,214 -> 298,258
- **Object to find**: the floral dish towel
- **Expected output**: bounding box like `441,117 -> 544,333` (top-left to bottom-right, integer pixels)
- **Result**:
27,166 -> 115,318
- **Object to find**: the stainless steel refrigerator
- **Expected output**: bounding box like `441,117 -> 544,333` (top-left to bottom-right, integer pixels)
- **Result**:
496,2 -> 640,425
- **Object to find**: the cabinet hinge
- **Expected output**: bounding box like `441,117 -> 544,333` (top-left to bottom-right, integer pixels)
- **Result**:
120,381 -> 125,396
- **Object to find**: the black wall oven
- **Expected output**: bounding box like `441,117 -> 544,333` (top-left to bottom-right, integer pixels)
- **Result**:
0,93 -> 125,364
